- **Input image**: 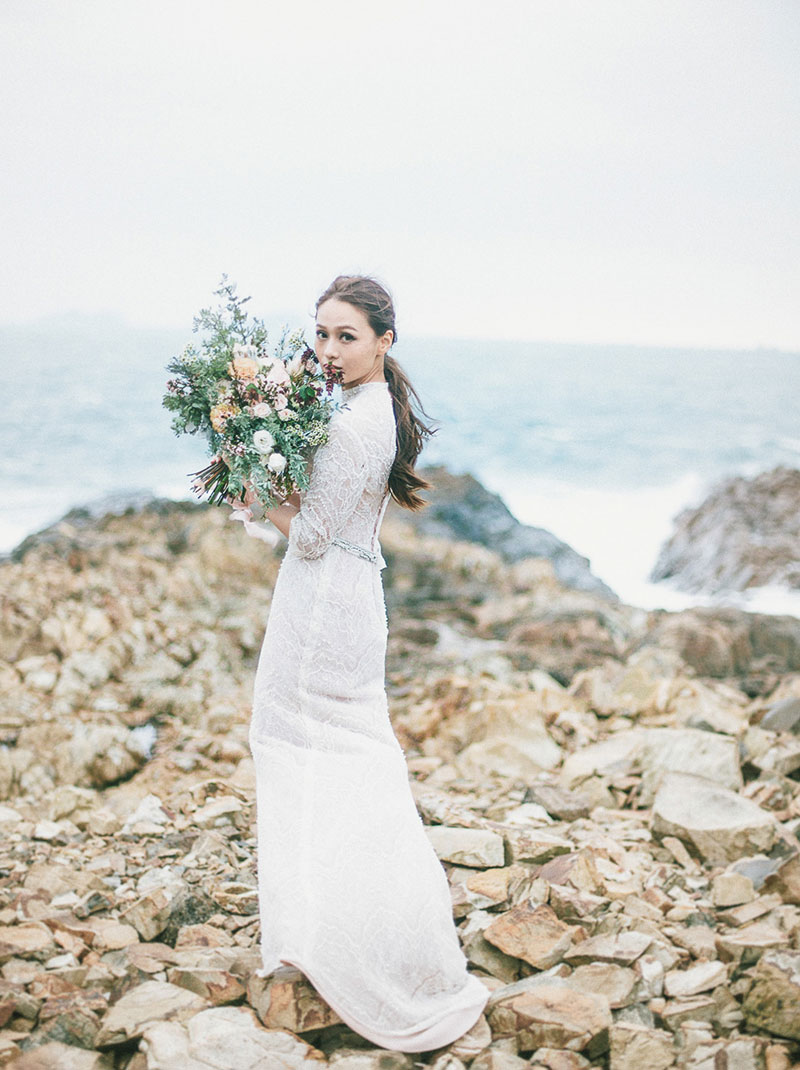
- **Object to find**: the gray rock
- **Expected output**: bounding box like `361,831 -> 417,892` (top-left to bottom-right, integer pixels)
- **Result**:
392,465 -> 618,600
649,465 -> 800,594
760,696 -> 800,733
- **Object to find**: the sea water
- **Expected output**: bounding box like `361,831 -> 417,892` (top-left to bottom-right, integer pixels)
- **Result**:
2,316 -> 798,616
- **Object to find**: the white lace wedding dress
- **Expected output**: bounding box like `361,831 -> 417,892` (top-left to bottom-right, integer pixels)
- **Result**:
241,380 -> 489,1052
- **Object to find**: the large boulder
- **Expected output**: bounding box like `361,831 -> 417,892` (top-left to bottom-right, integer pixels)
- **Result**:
650,465 -> 800,594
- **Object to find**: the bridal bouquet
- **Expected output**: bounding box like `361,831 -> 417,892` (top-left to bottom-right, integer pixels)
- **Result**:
163,276 -> 343,517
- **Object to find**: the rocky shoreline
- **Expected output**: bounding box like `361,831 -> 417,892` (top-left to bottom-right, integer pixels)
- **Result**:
650,466 -> 800,596
1,481 -> 799,1069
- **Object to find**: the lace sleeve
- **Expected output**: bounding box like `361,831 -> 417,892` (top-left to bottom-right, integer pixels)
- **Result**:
287,419 -> 369,560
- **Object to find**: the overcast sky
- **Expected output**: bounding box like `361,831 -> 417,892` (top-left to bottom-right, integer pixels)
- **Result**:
2,0 -> 798,348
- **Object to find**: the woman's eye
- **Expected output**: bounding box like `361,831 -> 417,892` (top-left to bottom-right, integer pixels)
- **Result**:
315,329 -> 326,338
342,334 -> 354,342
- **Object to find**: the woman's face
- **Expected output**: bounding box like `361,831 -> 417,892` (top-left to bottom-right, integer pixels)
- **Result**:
315,298 -> 393,387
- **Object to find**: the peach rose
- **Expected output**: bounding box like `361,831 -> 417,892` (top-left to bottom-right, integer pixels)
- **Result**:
228,355 -> 260,381
210,402 -> 238,432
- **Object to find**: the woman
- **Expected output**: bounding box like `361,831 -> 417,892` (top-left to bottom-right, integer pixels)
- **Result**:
234,275 -> 490,1052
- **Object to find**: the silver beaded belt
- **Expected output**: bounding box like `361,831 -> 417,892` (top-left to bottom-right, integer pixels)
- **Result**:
331,536 -> 378,563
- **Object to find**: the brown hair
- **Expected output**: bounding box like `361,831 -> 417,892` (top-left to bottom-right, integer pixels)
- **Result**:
315,274 -> 438,511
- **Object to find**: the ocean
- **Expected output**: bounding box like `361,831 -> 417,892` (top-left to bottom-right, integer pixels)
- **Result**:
3,315 -> 799,617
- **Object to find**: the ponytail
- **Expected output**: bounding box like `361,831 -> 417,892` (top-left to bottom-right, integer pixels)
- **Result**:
383,352 -> 438,510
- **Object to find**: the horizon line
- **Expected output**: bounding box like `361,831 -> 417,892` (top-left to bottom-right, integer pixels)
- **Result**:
0,309 -> 798,357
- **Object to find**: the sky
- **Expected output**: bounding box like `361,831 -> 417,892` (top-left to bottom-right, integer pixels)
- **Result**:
2,0 -> 799,348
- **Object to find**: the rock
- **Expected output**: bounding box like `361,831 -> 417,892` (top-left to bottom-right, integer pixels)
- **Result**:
0,924 -> 56,964
58,723 -> 148,788
650,465 -> 800,594
637,727 -> 742,804
460,912 -> 523,983
246,966 -> 342,1032
95,979 -> 210,1047
651,772 -> 778,864
121,793 -> 171,835
193,795 -> 247,830
663,960 -> 727,997
608,1021 -> 674,1070
760,696 -> 800,733
3,1042 -> 114,1068
711,870 -> 755,907
561,727 -> 742,803
328,1051 -> 413,1070
486,983 -> 611,1055
763,853 -> 800,905
529,1050 -> 591,1070
424,827 -> 505,868
522,784 -> 591,822
502,829 -> 572,866
483,904 -> 575,970
742,950 -> 800,1040
166,964 -> 246,1005
679,1035 -> 768,1069
395,465 -> 618,599
567,963 -> 639,1009
641,606 -> 800,678
716,921 -> 789,970
560,733 -> 643,789
0,804 -> 23,828
562,932 -> 652,967
139,1004 -> 327,1069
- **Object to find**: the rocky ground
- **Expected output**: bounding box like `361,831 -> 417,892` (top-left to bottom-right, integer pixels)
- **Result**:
1,488 -> 800,1070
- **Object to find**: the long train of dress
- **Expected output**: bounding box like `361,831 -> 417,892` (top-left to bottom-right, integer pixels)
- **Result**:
244,380 -> 489,1052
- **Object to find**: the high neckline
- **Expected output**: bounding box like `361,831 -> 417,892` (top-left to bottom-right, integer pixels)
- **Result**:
341,381 -> 390,394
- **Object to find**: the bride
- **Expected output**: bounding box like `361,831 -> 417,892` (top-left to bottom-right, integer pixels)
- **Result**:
232,275 -> 490,1052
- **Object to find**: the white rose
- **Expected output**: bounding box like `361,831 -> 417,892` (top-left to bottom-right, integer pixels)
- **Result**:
287,353 -> 303,376
267,452 -> 287,474
253,429 -> 275,453
267,360 -> 290,385
252,402 -> 272,418
232,344 -> 258,360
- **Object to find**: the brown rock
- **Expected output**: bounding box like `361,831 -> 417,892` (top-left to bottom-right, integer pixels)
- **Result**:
563,931 -> 652,967
246,965 -> 342,1032
166,965 -> 246,1004
483,904 -> 574,970
0,924 -> 55,964
568,963 -> 639,1009
608,1021 -> 674,1070
95,979 -> 210,1047
486,984 -> 611,1055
